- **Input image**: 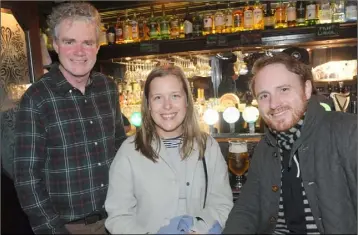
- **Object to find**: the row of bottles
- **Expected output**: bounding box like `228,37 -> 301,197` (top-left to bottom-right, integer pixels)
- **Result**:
100,1 -> 357,45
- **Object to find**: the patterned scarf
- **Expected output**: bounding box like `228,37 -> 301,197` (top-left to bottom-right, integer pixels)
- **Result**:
269,115 -> 305,151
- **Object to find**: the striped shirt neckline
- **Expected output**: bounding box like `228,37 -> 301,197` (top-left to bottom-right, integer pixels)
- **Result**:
162,136 -> 183,148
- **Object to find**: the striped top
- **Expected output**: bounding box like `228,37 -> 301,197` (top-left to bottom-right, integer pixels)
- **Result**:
162,136 -> 183,148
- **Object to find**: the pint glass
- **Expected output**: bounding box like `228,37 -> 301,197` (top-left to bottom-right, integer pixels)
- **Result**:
228,140 -> 250,191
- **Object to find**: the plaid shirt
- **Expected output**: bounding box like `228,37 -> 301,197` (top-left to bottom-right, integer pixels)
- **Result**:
14,64 -> 126,234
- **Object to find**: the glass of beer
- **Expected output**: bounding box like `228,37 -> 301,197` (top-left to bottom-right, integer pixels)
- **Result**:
228,140 -> 250,191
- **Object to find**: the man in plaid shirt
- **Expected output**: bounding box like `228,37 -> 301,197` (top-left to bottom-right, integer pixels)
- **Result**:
14,2 -> 126,234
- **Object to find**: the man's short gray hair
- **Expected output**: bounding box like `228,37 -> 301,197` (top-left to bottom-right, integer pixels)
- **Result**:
47,2 -> 101,43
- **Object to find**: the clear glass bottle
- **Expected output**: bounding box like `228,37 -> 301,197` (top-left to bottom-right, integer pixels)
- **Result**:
253,0 -> 264,30
296,1 -> 307,26
345,0 -> 357,22
203,4 -> 213,35
243,1 -> 254,30
332,0 -> 346,22
306,1 -> 318,26
264,2 -> 275,29
233,7 -> 244,32
170,9 -> 180,39
319,0 -> 333,24
224,2 -> 233,33
214,4 -> 225,34
123,10 -> 133,43
287,1 -> 297,27
131,13 -> 139,42
275,0 -> 288,28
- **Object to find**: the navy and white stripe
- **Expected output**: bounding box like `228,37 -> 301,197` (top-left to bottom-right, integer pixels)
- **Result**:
162,136 -> 183,148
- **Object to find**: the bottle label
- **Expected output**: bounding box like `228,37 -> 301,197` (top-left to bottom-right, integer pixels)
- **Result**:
160,21 -> 170,35
215,15 -> 225,27
287,7 -> 297,21
253,8 -> 263,25
170,20 -> 179,28
131,22 -> 138,39
225,14 -> 233,27
234,14 -> 243,27
244,10 -> 253,28
264,16 -> 274,26
346,5 -> 357,20
115,28 -> 123,38
149,22 -> 158,37
306,4 -> 316,19
184,20 -> 193,34
204,16 -> 213,29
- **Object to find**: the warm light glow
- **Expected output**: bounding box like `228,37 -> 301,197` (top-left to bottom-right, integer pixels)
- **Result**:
223,107 -> 240,124
242,106 -> 259,123
203,109 -> 219,125
130,112 -> 142,127
125,57 -> 131,61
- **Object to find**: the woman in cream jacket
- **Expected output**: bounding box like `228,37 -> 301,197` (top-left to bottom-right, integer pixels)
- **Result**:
105,65 -> 233,234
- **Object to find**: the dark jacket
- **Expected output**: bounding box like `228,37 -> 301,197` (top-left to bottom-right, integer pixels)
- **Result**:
224,95 -> 357,234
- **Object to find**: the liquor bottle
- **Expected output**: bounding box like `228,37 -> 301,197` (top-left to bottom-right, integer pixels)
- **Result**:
115,15 -> 123,44
148,6 -> 159,40
346,0 -> 357,22
170,9 -> 180,39
214,4 -> 225,34
123,10 -> 133,43
264,2 -> 275,29
305,1 -> 318,26
192,12 -> 203,37
184,6 -> 193,38
319,0 -> 332,24
296,1 -> 307,26
233,7 -> 244,32
243,1 -> 254,30
99,23 -> 107,46
138,13 -> 149,41
275,0 -> 288,28
332,0 -> 346,23
203,4 -> 213,35
287,1 -> 297,27
159,4 -> 170,40
106,24 -> 116,45
253,0 -> 264,30
224,2 -> 233,33
131,13 -> 139,42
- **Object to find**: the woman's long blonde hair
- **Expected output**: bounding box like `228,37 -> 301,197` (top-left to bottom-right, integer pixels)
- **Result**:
134,65 -> 208,162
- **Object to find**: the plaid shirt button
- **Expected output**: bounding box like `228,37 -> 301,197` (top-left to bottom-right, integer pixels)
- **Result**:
90,120 -> 93,124
98,163 -> 101,166
94,142 -> 98,145
101,183 -> 104,187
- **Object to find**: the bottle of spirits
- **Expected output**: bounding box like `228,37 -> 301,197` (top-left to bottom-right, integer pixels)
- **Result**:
138,13 -> 149,41
203,4 -> 213,35
319,0 -> 332,24
131,13 -> 139,42
123,10 -> 133,43
148,6 -> 159,40
275,0 -> 288,28
192,12 -> 203,37
264,2 -> 275,29
296,1 -> 307,26
332,0 -> 346,22
253,0 -> 264,30
106,24 -> 116,45
224,2 -> 233,33
179,14 -> 185,38
306,1 -> 318,26
115,15 -> 123,44
99,23 -> 108,46
233,7 -> 244,32
214,4 -> 225,34
345,1 -> 357,22
170,9 -> 180,39
184,6 -> 193,38
159,4 -> 170,40
243,1 -> 254,30
287,1 -> 297,27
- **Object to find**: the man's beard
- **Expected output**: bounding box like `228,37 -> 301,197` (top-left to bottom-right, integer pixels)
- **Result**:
263,98 -> 308,132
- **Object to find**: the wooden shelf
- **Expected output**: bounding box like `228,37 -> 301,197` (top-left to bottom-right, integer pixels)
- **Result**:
97,22 -> 357,60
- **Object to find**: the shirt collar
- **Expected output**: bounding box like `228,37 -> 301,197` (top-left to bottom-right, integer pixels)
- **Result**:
48,63 -> 96,96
